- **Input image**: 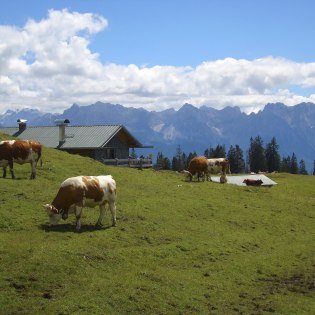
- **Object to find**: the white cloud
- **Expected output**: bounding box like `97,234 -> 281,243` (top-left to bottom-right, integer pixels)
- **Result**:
0,9 -> 315,114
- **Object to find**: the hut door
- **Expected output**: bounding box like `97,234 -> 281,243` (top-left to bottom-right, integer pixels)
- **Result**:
109,148 -> 115,158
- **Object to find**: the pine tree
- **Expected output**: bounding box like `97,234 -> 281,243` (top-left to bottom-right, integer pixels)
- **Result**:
204,147 -> 211,158
155,152 -> 163,170
227,145 -> 245,173
156,152 -> 171,170
248,136 -> 266,173
164,157 -> 171,170
172,145 -> 185,171
290,153 -> 298,174
235,144 -> 245,173
181,152 -> 187,170
280,155 -> 291,173
313,160 -> 315,176
227,145 -> 237,173
265,137 -> 280,172
213,144 -> 226,158
204,145 -> 226,158
298,159 -> 308,175
171,156 -> 178,171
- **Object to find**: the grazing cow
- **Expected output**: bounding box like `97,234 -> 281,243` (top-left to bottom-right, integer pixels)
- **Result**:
207,158 -> 230,183
243,179 -> 263,186
0,139 -> 42,179
43,175 -> 117,230
183,156 -> 209,181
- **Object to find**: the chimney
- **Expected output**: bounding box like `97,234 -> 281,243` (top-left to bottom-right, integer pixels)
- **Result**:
17,119 -> 27,132
55,119 -> 70,146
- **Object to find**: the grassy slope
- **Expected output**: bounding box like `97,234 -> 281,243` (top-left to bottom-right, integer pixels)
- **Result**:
0,137 -> 314,314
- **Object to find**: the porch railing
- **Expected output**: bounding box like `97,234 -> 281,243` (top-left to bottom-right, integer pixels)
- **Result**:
101,158 -> 153,168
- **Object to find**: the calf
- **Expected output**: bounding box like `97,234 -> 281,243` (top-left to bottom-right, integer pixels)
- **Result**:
43,175 -> 117,230
0,139 -> 42,179
243,179 -> 263,186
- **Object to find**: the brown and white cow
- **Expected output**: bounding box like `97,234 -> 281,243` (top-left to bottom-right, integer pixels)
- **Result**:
0,139 -> 42,179
207,158 -> 230,183
183,156 -> 209,181
43,175 -> 117,230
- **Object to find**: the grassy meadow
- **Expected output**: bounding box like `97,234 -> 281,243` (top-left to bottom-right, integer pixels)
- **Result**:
0,136 -> 314,314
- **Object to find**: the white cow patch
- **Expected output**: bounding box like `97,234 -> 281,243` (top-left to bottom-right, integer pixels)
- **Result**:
0,140 -> 15,145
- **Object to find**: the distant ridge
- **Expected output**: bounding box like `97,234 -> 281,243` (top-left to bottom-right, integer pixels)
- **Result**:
1,102 -> 314,171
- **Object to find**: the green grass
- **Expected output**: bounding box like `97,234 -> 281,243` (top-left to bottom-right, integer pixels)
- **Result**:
0,137 -> 314,314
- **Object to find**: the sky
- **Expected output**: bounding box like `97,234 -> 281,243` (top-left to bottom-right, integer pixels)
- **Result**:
0,0 -> 315,114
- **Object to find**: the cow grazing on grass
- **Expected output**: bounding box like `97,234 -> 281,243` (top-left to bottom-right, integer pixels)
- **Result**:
0,139 -> 42,179
243,179 -> 263,186
43,175 -> 117,231
207,158 -> 230,183
183,156 -> 209,181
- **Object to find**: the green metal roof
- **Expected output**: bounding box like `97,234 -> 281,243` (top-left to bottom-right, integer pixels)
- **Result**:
0,125 -> 144,149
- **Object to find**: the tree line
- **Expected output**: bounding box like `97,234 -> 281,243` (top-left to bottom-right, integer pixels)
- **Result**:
155,136 -> 315,175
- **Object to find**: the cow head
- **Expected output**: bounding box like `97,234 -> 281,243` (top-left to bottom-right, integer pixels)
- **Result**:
43,204 -> 62,225
183,170 -> 193,181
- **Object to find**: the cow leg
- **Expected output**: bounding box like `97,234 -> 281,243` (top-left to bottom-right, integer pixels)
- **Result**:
220,172 -> 227,183
30,160 -> 36,179
75,206 -> 83,230
109,201 -> 117,226
96,204 -> 106,227
2,166 -> 6,178
8,159 -> 15,179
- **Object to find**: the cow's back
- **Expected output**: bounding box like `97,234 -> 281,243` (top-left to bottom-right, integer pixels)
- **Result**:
52,175 -> 116,210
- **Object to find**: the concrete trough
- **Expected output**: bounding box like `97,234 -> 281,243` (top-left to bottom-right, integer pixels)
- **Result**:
210,174 -> 277,187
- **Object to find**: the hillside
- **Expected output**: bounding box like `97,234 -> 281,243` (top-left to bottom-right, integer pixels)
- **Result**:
1,102 -> 315,171
0,134 -> 314,314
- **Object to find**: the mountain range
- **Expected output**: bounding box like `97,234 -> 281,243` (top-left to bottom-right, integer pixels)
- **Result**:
1,101 -> 314,171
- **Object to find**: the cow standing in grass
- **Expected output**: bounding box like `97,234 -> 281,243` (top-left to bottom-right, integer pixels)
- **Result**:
0,139 -> 42,179
183,156 -> 209,181
43,175 -> 117,231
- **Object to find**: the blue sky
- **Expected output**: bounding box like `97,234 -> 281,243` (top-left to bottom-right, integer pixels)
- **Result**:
0,0 -> 315,113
